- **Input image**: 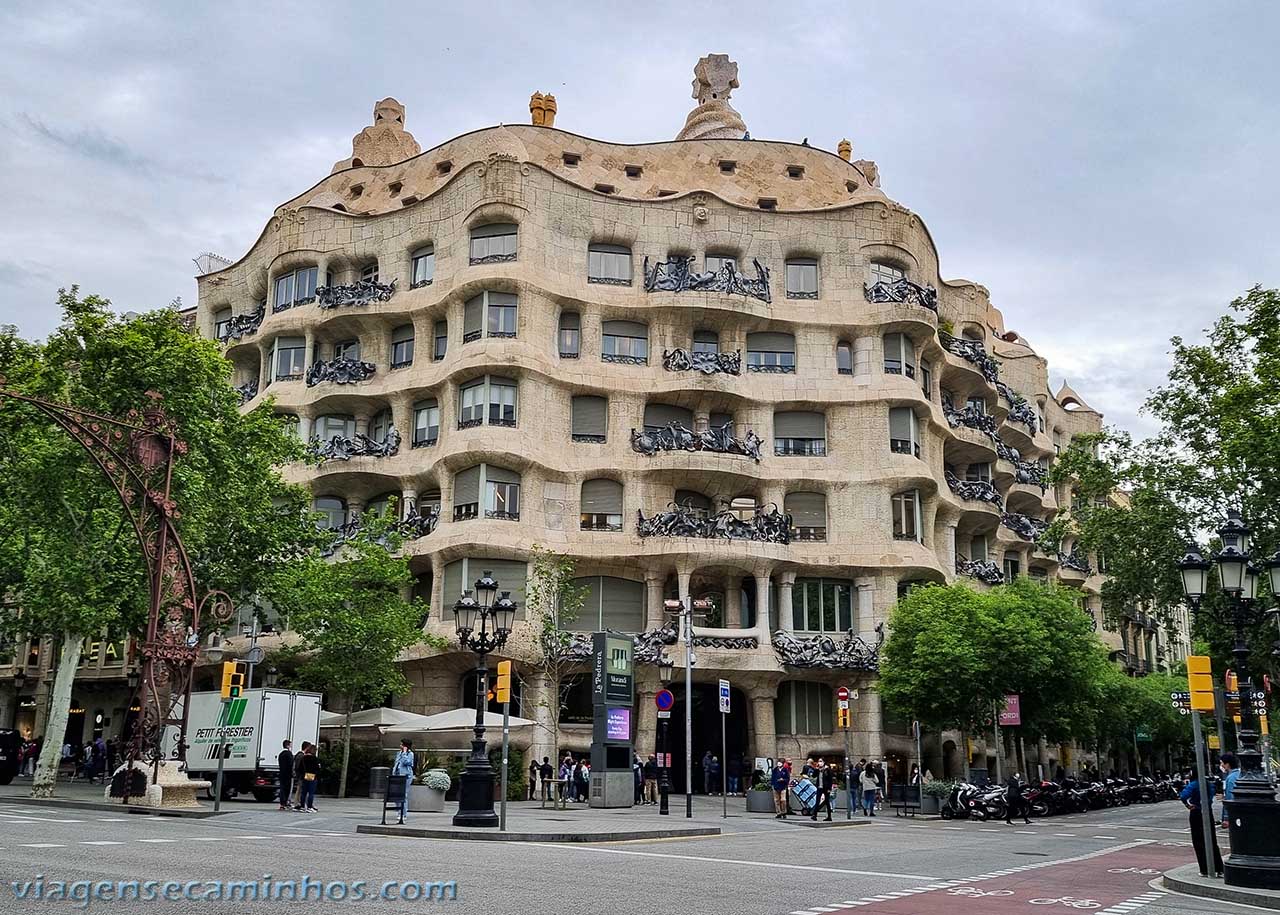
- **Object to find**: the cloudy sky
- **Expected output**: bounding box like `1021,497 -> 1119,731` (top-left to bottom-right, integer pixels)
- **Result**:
1,1 -> 1276,438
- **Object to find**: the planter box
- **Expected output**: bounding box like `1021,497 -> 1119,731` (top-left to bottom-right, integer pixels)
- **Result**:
746,790 -> 775,813
408,785 -> 445,813
920,794 -> 941,815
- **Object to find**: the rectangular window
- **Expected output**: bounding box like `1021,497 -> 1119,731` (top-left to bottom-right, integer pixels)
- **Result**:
1003,554 -> 1021,580
413,401 -> 440,447
920,360 -> 932,399
602,321 -> 648,363
459,381 -> 485,428
692,331 -> 719,355
453,466 -> 481,520
587,244 -> 632,285
870,261 -> 905,286
773,410 -> 826,457
315,415 -> 354,439
274,273 -> 294,310
213,309 -> 232,340
790,582 -> 853,635
360,263 -> 379,283
470,224 -> 518,263
967,396 -> 986,415
488,378 -> 517,427
433,320 -> 448,360
391,325 -> 414,368
334,339 -> 360,361
970,534 -> 989,563
892,490 -> 922,543
784,258 -> 819,299
747,349 -> 796,372
888,407 -> 921,458
411,248 -> 435,288
705,254 -> 736,274
571,395 -> 607,443
486,295 -> 518,338
486,480 -> 521,520
965,463 -> 992,483
559,312 -> 581,358
884,333 -> 916,378
273,337 -> 305,381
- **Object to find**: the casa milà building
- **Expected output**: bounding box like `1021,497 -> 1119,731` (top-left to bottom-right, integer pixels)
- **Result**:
196,55 -> 1114,785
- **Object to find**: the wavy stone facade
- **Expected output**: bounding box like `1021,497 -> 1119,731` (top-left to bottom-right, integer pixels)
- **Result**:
197,59 -> 1117,782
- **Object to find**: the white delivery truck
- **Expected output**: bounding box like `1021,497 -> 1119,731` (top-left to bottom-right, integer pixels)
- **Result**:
166,688 -> 322,802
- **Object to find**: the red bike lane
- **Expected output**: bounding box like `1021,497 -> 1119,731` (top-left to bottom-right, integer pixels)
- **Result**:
793,841 -> 1185,915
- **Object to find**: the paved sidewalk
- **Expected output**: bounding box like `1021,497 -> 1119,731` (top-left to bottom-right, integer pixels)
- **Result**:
0,777 -> 222,818
1163,862 -> 1280,910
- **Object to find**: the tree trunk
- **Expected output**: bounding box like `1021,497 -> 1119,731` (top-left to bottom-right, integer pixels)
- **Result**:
31,631 -> 84,799
338,695 -> 352,799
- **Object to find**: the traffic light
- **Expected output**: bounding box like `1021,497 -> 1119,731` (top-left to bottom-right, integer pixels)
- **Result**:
495,660 -> 512,705
220,660 -> 247,700
837,707 -> 850,729
1187,655 -> 1215,712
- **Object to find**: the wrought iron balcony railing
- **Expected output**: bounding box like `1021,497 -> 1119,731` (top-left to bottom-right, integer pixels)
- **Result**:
235,379 -> 259,406
602,352 -> 648,366
305,358 -> 376,387
316,278 -> 397,309
944,470 -> 1003,509
218,305 -> 265,342
956,555 -> 1005,585
453,503 -> 479,522
772,629 -> 882,671
790,526 -> 827,542
775,438 -> 827,457
1058,550 -> 1093,574
572,433 -> 606,444
632,421 -> 763,463
662,348 -> 742,376
642,255 -> 771,304
470,251 -> 516,266
320,505 -> 441,557
995,381 -> 1039,435
863,277 -> 938,311
307,427 -> 401,463
637,501 -> 791,544
942,401 -> 1000,438
1001,510 -> 1050,542
994,438 -> 1050,492
939,332 -> 1000,382
485,509 -> 520,522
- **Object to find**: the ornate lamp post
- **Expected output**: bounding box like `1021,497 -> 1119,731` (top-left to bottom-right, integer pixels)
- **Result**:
1178,510 -> 1280,888
452,571 -> 516,827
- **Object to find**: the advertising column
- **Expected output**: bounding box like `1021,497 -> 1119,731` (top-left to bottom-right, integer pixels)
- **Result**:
590,632 -> 635,808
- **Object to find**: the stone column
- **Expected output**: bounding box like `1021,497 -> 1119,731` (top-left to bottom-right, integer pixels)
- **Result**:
852,335 -> 874,383
400,488 -> 418,519
296,415 -> 312,442
778,572 -> 797,632
861,688 -> 884,761
944,521 -> 959,578
258,341 -> 271,390
748,683 -> 778,762
303,329 -> 317,372
525,671 -> 556,771
347,497 -> 365,520
354,413 -> 370,437
725,577 -> 742,629
855,577 -> 876,642
429,552 -> 446,624
645,572 -> 666,630
636,686 -> 658,757
753,570 -> 773,642
693,409 -> 710,432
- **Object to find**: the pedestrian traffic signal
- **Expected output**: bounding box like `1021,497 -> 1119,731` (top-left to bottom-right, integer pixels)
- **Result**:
1186,655 -> 1215,712
837,707 -> 850,729
494,660 -> 512,704
220,660 -> 247,700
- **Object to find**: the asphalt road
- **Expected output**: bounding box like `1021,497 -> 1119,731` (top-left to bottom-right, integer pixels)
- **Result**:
0,798 -> 1245,914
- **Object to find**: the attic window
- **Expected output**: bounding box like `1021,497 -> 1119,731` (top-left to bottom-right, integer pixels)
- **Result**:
332,203 -> 348,212
719,160 -> 737,174
349,184 -> 364,198
594,183 -> 617,195
401,195 -> 419,206
845,179 -> 858,193
786,165 -> 805,179
563,152 -> 581,167
757,197 -> 777,211
624,165 -> 643,179
436,160 -> 453,175
657,189 -> 677,197
387,181 -> 402,196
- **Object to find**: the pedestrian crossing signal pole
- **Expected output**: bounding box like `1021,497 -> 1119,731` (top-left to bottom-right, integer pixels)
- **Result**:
837,686 -> 852,820
1188,656 -> 1218,867
495,660 -> 512,832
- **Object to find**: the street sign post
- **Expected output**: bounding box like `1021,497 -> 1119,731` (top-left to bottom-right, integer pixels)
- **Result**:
838,685 -> 852,819
654,689 -> 673,816
1190,711 -> 1217,870
718,678 -> 730,819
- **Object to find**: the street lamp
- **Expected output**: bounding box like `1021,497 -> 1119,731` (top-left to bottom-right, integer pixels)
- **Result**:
125,666 -> 140,690
11,669 -> 26,729
265,667 -> 279,688
1177,509 -> 1280,889
452,571 -> 516,828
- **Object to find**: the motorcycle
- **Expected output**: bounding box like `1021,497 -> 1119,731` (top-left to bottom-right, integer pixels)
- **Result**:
940,782 -> 987,820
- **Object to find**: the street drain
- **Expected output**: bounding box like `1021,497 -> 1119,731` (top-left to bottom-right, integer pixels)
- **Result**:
1014,852 -> 1049,856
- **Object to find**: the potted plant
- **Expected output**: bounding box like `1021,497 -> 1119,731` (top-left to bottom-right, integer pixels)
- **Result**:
409,768 -> 451,813
746,776 -> 775,813
920,779 -> 952,815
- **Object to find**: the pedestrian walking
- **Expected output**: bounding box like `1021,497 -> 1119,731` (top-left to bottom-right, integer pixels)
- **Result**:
701,750 -> 714,795
801,756 -> 817,785
298,744 -> 320,812
860,763 -> 879,816
643,754 -> 658,804
633,754 -> 645,805
528,759 -> 539,801
561,755 -> 574,801
291,741 -> 310,808
770,759 -> 790,819
1004,773 -> 1031,825
1220,753 -> 1239,830
1180,770 -> 1224,877
391,739 -> 415,824
277,740 -> 294,811
811,760 -> 835,822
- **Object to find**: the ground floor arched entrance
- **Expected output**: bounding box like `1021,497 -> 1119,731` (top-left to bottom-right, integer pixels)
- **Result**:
663,683 -> 749,794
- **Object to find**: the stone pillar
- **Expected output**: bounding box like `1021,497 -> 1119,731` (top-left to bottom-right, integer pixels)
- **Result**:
753,570 -> 773,642
303,329 -> 317,372
748,684 -> 778,762
778,572 -> 797,632
347,497 -> 365,520
677,568 -> 693,606
400,488 -> 418,519
526,671 -> 556,770
861,689 -> 884,761
855,577 -> 876,642
852,335 -> 874,383
258,341 -> 272,390
429,552 -> 446,623
725,577 -> 742,629
693,409 -> 710,432
944,521 -> 959,578
354,413 -> 370,437
636,686 -> 658,757
296,415 -> 312,442
645,572 -> 666,630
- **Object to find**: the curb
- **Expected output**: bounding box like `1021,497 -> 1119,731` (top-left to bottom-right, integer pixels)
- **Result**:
1163,864 -> 1280,910
0,795 -> 225,819
356,823 -> 720,842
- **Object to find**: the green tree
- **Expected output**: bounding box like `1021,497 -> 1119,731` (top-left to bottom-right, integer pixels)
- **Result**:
275,518 -> 437,797
519,545 -> 587,767
0,290 -> 320,797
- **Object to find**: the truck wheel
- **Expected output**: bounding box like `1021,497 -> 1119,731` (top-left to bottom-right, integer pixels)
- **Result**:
252,789 -> 276,803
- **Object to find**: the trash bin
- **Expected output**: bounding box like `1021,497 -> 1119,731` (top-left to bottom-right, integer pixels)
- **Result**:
369,766 -> 390,799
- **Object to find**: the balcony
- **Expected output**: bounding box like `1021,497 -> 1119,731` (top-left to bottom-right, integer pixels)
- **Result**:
1058,550 -> 1092,574
632,422 -> 763,463
601,352 -> 648,366
581,513 -> 624,532
956,555 -> 1005,585
662,348 -> 742,376
939,332 -> 1000,382
944,470 -> 1003,509
636,502 -> 791,544
316,278 -> 397,309
995,438 -> 1050,492
996,381 -> 1038,435
943,401 -> 1000,438
320,505 -> 440,557
643,255 -> 771,304
775,438 -> 826,458
790,526 -> 827,542
772,630 -> 881,671
863,277 -> 938,312
217,305 -> 265,342
1001,511 -> 1049,542
305,358 -> 376,387
307,427 -> 401,463
235,379 -> 259,406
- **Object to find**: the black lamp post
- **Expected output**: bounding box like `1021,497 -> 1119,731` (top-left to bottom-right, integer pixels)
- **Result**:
1178,509 -> 1280,888
452,571 -> 516,827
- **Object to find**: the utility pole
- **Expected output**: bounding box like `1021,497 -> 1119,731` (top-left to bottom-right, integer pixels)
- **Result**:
993,701 -> 1003,783
684,598 -> 693,820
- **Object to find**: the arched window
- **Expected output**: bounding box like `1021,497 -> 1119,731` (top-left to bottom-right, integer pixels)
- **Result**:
558,311 -> 581,358
569,577 -> 645,632
571,395 -> 607,443
836,341 -> 853,375
674,489 -> 712,517
644,403 -> 694,433
587,244 -> 632,285
390,324 -> 415,368
775,682 -> 833,735
581,479 -> 623,531
469,223 -> 518,264
360,262 -> 379,284
883,333 -> 916,378
773,410 -> 825,456
314,497 -> 347,530
891,490 -> 923,543
602,321 -> 648,364
785,492 -> 827,541
729,495 -> 757,522
411,245 -> 435,288
746,332 -> 796,373
463,291 -> 518,343
888,407 -> 921,458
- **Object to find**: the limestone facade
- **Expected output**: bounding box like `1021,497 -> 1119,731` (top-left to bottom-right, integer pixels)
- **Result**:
196,60 -> 1118,784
